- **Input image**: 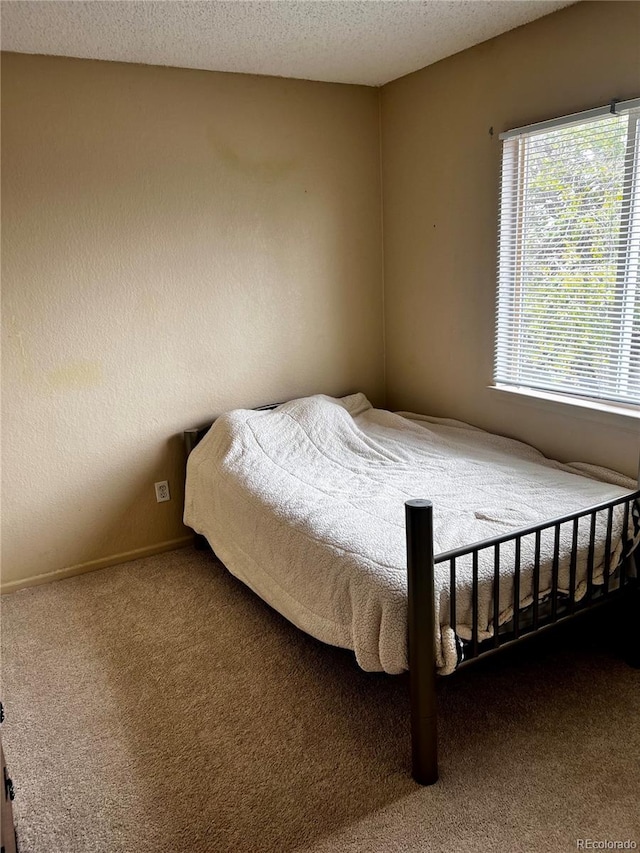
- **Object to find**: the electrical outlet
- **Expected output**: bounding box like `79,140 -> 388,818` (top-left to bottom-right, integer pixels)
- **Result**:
154,481 -> 170,503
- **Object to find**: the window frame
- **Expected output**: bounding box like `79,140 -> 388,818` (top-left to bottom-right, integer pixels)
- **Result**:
494,98 -> 640,415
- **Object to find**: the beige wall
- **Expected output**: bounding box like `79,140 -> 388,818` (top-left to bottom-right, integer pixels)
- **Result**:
1,53 -> 384,588
381,1 -> 640,478
3,2 -> 639,590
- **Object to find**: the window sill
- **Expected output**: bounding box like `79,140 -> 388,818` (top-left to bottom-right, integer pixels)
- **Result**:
489,384 -> 640,430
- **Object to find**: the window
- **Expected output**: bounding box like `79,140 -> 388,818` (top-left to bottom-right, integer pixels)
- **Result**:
495,98 -> 640,409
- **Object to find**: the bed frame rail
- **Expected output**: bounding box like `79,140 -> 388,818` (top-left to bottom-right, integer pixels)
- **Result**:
406,488 -> 640,786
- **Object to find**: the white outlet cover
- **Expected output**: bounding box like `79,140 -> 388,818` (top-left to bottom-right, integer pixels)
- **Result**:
155,481 -> 170,503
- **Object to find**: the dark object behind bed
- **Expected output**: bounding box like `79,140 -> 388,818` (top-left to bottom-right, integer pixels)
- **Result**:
184,402 -> 282,457
185,405 -> 640,786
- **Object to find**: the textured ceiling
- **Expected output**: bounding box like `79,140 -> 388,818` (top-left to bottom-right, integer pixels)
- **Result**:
1,0 -> 577,87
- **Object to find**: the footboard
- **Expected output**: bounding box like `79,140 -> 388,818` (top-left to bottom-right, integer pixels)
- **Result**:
405,488 -> 640,786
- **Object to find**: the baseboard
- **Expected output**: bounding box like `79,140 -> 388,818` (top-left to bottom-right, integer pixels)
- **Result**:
0,536 -> 194,594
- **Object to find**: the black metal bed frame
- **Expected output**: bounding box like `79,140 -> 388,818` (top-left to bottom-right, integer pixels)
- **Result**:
185,412 -> 640,787
406,490 -> 640,785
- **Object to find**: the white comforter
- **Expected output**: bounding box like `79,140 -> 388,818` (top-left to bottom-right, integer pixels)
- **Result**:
184,393 -> 637,675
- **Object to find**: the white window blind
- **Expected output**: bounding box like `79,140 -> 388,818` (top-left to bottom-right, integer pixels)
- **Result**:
495,100 -> 640,408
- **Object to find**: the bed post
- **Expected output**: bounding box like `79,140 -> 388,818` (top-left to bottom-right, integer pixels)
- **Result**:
405,499 -> 439,785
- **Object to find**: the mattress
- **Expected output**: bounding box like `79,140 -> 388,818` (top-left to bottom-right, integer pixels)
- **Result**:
184,393 -> 638,675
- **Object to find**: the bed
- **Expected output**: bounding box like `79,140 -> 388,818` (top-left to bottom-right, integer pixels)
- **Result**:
184,393 -> 640,784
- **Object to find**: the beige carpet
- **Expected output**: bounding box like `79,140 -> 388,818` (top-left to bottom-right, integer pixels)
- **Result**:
1,548 -> 639,853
